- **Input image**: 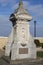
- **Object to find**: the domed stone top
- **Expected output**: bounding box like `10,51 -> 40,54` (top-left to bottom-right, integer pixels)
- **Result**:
14,0 -> 32,21
10,0 -> 32,24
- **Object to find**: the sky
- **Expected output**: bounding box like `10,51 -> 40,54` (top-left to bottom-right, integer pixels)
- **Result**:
0,0 -> 43,37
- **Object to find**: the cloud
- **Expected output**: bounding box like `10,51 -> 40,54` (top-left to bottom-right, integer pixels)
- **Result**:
0,15 -> 12,36
0,0 -> 43,18
23,1 -> 43,17
11,3 -> 18,11
0,0 -> 17,6
29,5 -> 43,17
0,0 -> 43,36
11,0 -> 43,18
11,1 -> 30,11
0,15 -> 9,24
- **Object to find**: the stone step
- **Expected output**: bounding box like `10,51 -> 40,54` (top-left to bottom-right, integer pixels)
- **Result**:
0,58 -> 9,65
10,58 -> 43,64
2,55 -> 11,63
1,56 -> 43,65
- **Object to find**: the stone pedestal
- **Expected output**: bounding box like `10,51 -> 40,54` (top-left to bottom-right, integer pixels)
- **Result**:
11,22 -> 36,60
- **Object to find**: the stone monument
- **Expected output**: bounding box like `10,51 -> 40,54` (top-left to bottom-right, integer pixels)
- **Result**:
5,0 -> 36,60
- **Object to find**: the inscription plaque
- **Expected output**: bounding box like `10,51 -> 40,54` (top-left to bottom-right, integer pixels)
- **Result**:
19,48 -> 28,54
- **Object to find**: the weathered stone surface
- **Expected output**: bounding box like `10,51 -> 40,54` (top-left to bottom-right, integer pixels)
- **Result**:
5,0 -> 36,60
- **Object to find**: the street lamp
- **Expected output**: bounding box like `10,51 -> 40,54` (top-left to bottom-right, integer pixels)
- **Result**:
34,21 -> 37,37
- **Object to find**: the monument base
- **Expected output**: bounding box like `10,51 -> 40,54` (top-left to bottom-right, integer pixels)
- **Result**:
11,36 -> 37,60
1,55 -> 43,65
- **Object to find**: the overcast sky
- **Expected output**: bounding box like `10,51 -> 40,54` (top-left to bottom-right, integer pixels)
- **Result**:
0,0 -> 43,37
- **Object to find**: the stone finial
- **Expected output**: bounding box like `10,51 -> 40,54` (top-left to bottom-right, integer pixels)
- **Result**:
19,0 -> 23,8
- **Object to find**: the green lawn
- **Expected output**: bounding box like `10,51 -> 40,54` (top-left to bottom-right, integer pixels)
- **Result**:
37,51 -> 43,58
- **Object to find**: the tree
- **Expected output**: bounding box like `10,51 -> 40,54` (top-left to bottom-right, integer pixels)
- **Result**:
34,39 -> 40,47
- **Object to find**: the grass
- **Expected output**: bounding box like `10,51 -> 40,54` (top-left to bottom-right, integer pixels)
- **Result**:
37,51 -> 43,58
